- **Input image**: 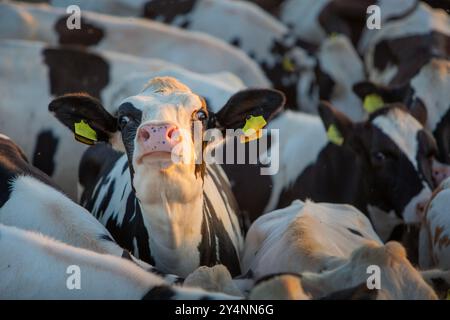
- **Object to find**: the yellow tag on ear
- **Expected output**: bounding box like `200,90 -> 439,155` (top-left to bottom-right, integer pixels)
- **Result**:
282,56 -> 296,73
327,124 -> 344,146
240,115 -> 267,144
74,120 -> 97,144
446,289 -> 450,300
329,32 -> 339,39
363,94 -> 384,113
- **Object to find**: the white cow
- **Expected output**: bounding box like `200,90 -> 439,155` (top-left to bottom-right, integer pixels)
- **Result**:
0,224 -> 238,299
249,241 -> 438,300
242,200 -> 382,279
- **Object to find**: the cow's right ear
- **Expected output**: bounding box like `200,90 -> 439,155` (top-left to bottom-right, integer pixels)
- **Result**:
49,93 -> 118,145
318,101 -> 354,147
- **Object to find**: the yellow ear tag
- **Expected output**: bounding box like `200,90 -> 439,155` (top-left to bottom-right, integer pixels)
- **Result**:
282,56 -> 296,73
74,120 -> 97,145
329,32 -> 339,39
363,94 -> 384,113
240,115 -> 267,144
446,289 -> 450,300
327,124 -> 344,146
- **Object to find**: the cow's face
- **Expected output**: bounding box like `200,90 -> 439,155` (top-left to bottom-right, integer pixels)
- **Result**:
319,102 -> 436,223
49,77 -> 285,202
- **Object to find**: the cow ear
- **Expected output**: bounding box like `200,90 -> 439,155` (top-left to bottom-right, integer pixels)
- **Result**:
318,101 -> 354,147
210,89 -> 285,132
49,93 -> 118,145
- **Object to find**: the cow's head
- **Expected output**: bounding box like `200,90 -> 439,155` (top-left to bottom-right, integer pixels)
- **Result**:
319,101 -> 436,224
49,77 -> 285,203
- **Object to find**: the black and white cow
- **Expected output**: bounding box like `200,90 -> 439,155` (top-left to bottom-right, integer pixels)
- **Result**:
224,103 -> 437,248
0,1 -> 268,87
279,0 -> 419,46
242,199 -> 382,279
359,2 -> 450,87
353,58 -> 450,165
51,0 -> 316,108
0,224 -> 238,299
0,133 -> 183,283
0,39 -> 245,199
48,77 -> 285,277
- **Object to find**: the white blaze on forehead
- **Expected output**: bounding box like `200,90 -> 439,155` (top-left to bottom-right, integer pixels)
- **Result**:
372,108 -> 422,169
121,77 -> 203,122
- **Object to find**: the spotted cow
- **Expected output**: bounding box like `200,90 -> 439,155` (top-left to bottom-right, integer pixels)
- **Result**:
359,2 -> 450,87
48,77 -> 285,277
0,1 -> 268,87
0,39 -> 248,199
224,103 -> 437,256
353,59 -> 450,166
242,199 -> 382,279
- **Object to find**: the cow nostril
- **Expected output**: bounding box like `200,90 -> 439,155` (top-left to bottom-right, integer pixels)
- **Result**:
140,129 -> 150,142
166,126 -> 180,141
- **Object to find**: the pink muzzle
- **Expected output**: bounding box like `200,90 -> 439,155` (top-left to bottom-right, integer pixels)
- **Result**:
137,123 -> 181,154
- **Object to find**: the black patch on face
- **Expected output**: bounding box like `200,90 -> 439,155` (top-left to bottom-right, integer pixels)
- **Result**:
142,0 -> 196,24
54,15 -> 104,46
198,189 -> 241,277
32,130 -> 59,177
117,102 -> 143,180
433,106 -> 450,163
373,32 -> 450,86
43,47 -> 110,100
0,137 -> 59,208
142,285 -> 176,300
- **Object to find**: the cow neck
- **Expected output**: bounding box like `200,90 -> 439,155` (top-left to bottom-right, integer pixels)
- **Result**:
137,173 -> 204,276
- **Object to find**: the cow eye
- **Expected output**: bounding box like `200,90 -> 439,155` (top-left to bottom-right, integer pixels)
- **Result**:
118,115 -> 130,128
194,110 -> 207,121
371,151 -> 387,166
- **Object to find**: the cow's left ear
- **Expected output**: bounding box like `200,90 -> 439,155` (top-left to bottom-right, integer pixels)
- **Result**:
318,101 -> 354,146
209,89 -> 285,132
49,93 -> 118,145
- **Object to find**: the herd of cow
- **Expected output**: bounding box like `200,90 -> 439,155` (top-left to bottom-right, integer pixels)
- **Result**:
0,0 -> 449,300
